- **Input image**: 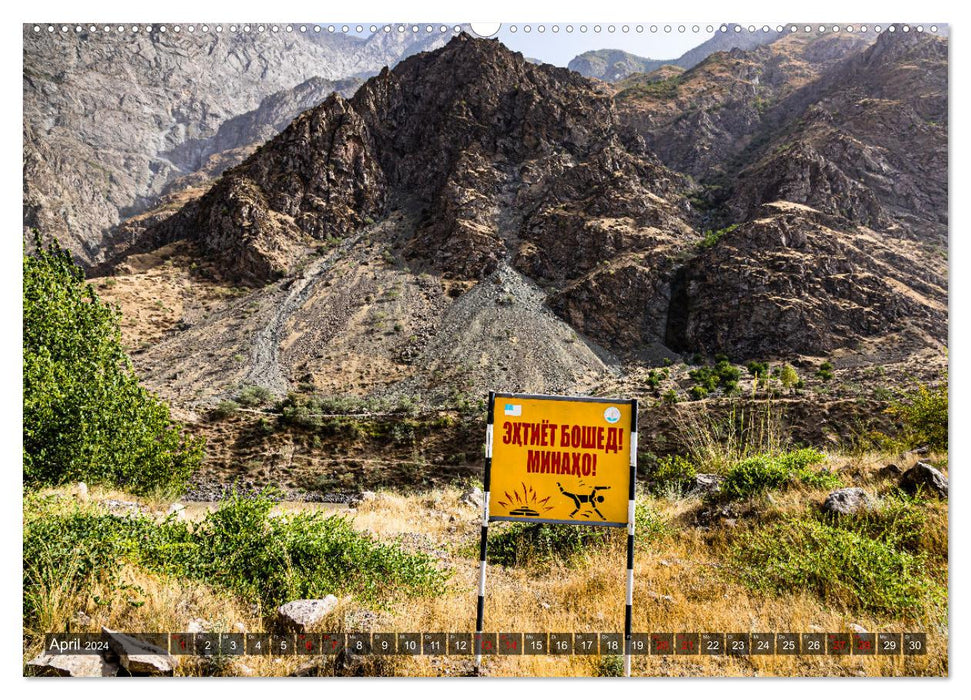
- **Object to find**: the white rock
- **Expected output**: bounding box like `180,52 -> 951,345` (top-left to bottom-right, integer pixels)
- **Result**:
76,482 -> 89,501
27,652 -> 118,677
277,596 -> 339,632
102,627 -> 178,675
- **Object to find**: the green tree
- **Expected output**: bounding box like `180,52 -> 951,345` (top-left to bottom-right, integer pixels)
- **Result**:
23,236 -> 203,494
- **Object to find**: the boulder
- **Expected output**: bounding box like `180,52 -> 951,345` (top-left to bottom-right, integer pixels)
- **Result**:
459,487 -> 484,509
277,596 -> 339,632
900,462 -> 948,499
687,473 -> 723,497
822,488 -> 874,516
880,464 -> 903,477
102,627 -> 178,676
76,482 -> 89,502
27,652 -> 118,677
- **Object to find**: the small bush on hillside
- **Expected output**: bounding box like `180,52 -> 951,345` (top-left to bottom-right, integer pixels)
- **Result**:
646,455 -> 697,496
212,400 -> 240,420
719,448 -> 836,500
816,361 -> 835,381
236,385 -> 274,408
888,374 -> 948,452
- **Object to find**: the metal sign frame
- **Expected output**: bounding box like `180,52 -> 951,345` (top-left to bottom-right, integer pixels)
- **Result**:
475,391 -> 639,677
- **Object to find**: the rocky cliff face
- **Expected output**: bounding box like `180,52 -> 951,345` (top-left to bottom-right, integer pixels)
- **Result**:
666,202 -> 947,357
23,25 -> 459,266
614,32 -> 876,180
149,34 -> 695,290
723,29 -> 948,244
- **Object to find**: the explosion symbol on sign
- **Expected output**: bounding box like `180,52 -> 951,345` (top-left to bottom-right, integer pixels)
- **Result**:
497,482 -> 554,517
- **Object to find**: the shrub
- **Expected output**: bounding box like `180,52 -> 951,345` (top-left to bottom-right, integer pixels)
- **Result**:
23,491 -> 448,619
689,385 -> 709,401
888,374 -> 947,451
635,502 -> 671,541
646,455 -> 696,495
236,385 -> 274,408
816,361 -> 834,381
731,517 -> 945,616
747,361 -> 769,378
23,237 -> 202,495
212,400 -> 240,420
698,224 -> 739,249
779,364 -> 800,390
719,448 -> 835,500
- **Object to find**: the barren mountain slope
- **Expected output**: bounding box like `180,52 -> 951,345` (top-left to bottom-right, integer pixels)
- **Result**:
23,25 -> 460,265
90,32 -> 948,408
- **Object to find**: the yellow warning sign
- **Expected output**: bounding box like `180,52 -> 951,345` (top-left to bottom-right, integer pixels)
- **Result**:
488,394 -> 634,526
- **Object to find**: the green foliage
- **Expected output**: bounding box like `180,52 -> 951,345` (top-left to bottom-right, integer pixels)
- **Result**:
817,492 -> 933,555
662,389 -> 679,405
816,360 -> 835,381
594,655 -> 624,677
732,516 -> 945,617
779,364 -> 800,390
647,455 -> 697,494
689,385 -> 708,401
615,75 -> 683,102
487,522 -> 611,567
719,448 -> 836,500
236,385 -> 274,408
634,502 -> 671,541
23,237 -> 203,495
888,374 -> 948,451
687,359 -> 741,399
747,361 -> 769,378
212,400 -> 240,420
23,491 -> 447,621
698,224 -> 739,250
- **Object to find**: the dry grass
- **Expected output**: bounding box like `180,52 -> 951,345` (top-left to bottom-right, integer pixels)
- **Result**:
23,457 -> 948,677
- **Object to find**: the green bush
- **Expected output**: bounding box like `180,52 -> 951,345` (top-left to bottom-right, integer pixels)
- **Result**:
888,375 -> 947,451
646,455 -> 697,495
23,237 -> 203,495
23,491 -> 448,620
817,493 -> 930,554
212,400 -> 240,420
816,360 -> 834,381
731,516 -> 945,616
747,361 -> 769,378
634,502 -> 671,541
719,448 -> 836,500
487,522 -> 611,567
236,385 -> 274,408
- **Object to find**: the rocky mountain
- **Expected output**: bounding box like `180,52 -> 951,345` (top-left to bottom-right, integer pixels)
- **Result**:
23,25 -> 461,266
142,34 -> 694,288
722,29 -> 948,243
614,31 -> 877,180
80,31 -> 947,407
568,24 -> 784,82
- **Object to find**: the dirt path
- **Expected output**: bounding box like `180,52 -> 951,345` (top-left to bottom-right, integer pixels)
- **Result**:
242,231 -> 368,394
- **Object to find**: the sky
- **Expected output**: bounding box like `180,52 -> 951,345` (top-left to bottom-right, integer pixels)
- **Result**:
489,23 -> 718,66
